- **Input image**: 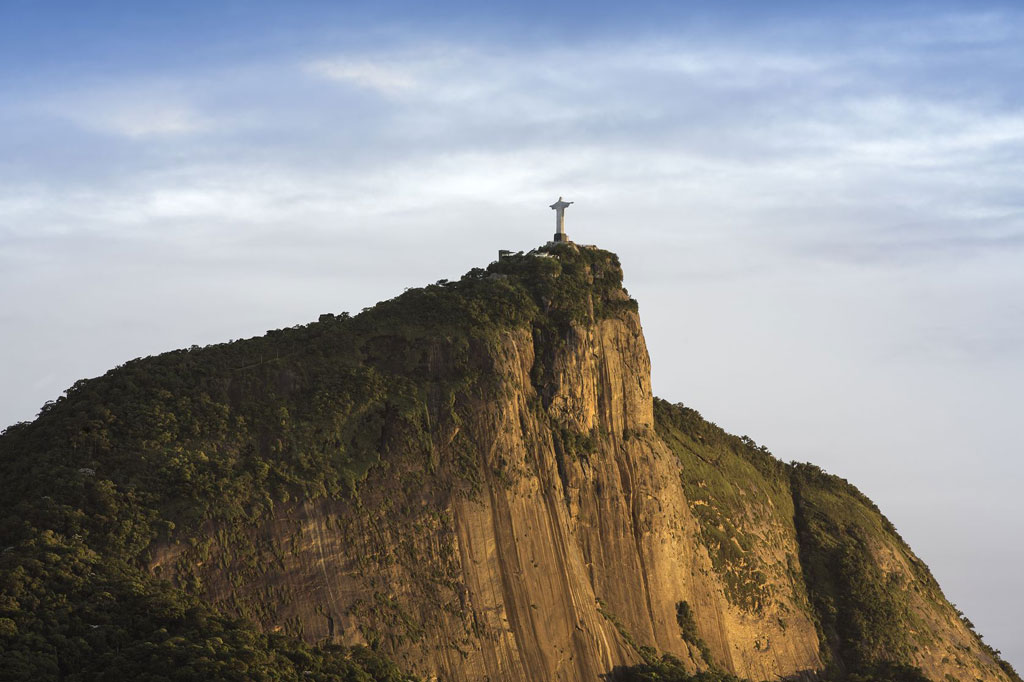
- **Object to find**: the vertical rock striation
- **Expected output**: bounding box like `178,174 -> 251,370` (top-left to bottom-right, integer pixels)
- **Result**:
161,246 -> 831,681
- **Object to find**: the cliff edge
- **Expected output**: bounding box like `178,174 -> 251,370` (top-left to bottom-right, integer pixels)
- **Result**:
0,244 -> 1016,682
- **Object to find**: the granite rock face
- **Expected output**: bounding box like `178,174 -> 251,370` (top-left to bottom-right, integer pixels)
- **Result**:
149,247 -> 1012,682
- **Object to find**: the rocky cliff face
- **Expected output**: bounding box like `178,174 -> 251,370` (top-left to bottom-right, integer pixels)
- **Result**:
162,309 -> 822,681
144,245 -> 1008,682
3,244 -> 1015,682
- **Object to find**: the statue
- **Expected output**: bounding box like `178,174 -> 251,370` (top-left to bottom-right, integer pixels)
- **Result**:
550,196 -> 573,243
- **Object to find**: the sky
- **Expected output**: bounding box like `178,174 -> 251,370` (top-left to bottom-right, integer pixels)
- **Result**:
1,0 -> 1022,670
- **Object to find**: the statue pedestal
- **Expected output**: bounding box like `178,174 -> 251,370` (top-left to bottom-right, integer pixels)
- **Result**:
552,232 -> 571,243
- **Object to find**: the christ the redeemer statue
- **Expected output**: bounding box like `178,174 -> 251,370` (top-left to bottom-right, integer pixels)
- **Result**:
550,196 -> 573,243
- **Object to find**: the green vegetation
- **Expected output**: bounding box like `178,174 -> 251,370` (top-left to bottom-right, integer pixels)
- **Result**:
612,654 -> 744,682
489,244 -> 637,327
0,525 -> 416,681
654,399 -> 791,614
950,606 -> 1023,682
612,656 -> 934,682
844,662 -> 932,682
596,597 -> 652,663
674,601 -> 713,665
596,597 -> 722,677
787,464 -> 1019,682
491,245 -> 636,407
653,400 -> 1021,682
0,245 -> 634,679
656,397 -> 922,673
789,462 -> 919,671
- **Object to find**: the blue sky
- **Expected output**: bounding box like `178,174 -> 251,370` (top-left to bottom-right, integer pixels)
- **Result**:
2,0 -> 1023,670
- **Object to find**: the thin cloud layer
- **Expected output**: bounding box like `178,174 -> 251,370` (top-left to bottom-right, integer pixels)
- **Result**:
8,37 -> 1023,255
36,85 -> 214,138
306,58 -> 419,94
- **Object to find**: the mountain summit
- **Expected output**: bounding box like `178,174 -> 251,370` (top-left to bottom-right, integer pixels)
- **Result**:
0,244 -> 1016,682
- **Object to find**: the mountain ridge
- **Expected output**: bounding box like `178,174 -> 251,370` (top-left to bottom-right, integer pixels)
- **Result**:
0,243 -> 1017,682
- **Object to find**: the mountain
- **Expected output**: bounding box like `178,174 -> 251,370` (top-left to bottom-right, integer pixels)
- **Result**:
0,243 -> 1017,682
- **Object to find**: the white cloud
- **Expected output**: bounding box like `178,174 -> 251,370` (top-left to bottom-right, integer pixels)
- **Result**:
30,83 -> 213,138
99,103 -> 209,138
305,58 -> 419,94
66,98 -> 210,138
